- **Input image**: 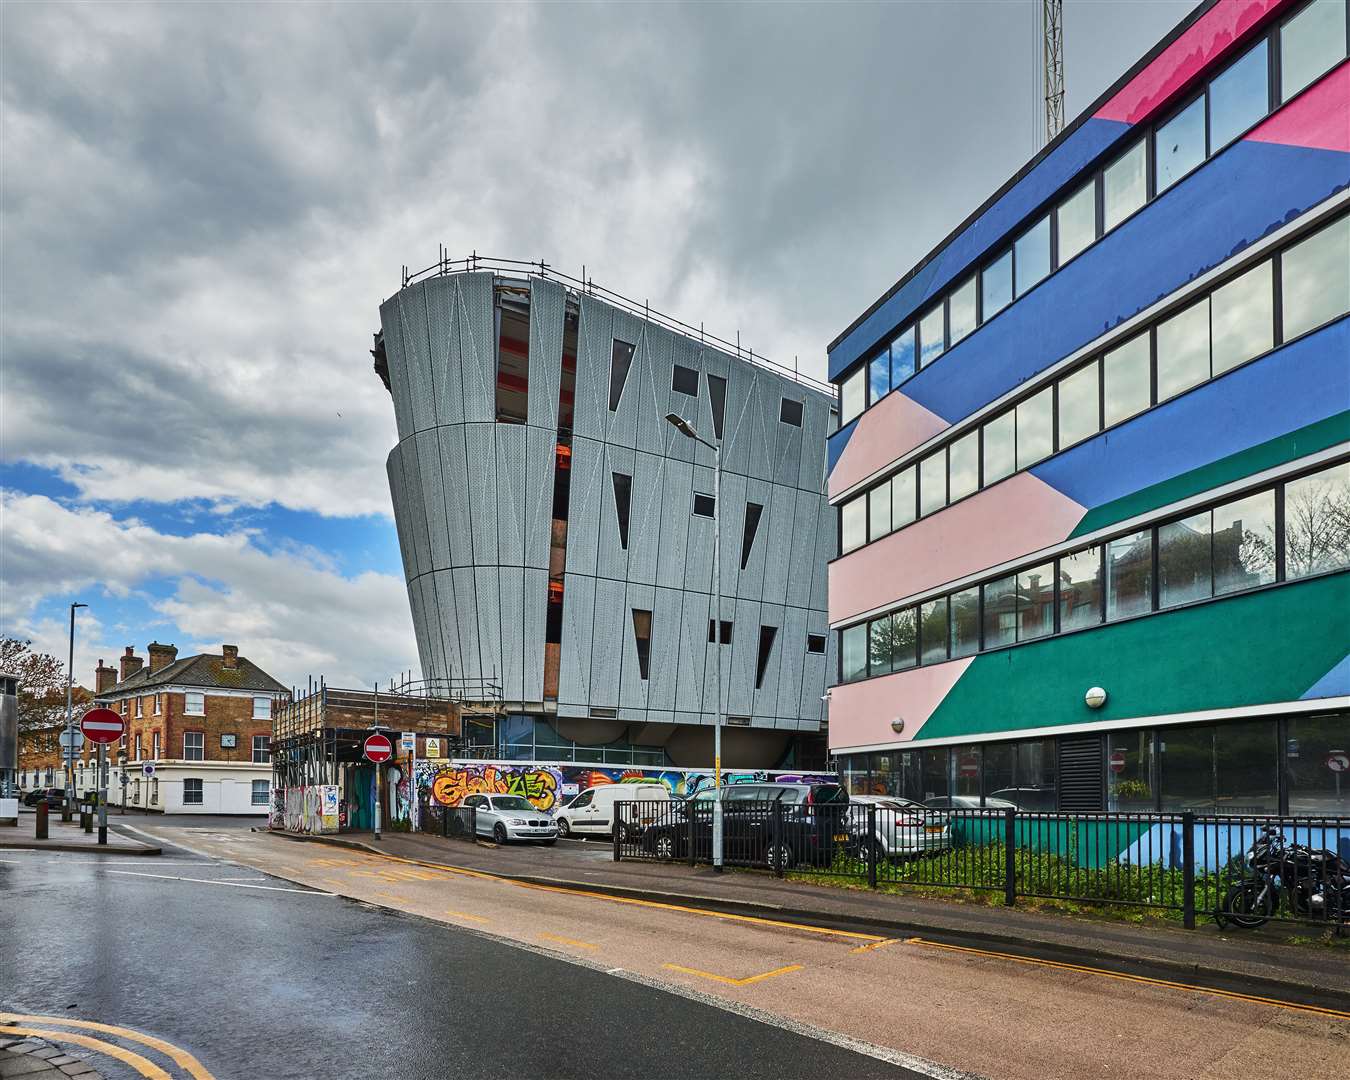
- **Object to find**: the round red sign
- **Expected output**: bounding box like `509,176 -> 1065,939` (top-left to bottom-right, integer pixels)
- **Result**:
958,754 -> 979,778
80,708 -> 125,744
1109,749 -> 1127,774
363,733 -> 394,763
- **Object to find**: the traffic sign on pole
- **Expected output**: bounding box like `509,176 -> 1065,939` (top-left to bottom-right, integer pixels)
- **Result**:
59,730 -> 85,750
1327,751 -> 1349,774
363,733 -> 393,763
1109,749 -> 1127,774
80,708 -> 125,744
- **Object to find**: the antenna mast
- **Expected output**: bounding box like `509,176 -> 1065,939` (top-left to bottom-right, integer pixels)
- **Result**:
1042,0 -> 1065,146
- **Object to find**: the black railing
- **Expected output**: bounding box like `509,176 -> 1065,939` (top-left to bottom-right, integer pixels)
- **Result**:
418,800 -> 478,844
615,801 -> 1350,930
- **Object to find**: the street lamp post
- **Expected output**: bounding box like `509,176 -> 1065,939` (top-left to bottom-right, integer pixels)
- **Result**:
64,602 -> 87,822
664,413 -> 724,870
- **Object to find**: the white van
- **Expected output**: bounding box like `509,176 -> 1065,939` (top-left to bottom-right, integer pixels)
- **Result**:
554,783 -> 670,840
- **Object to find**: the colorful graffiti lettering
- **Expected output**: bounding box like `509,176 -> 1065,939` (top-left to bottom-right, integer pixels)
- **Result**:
431,764 -> 561,810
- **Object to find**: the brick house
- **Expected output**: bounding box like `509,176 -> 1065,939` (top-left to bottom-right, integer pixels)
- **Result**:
16,684 -> 92,792
91,643 -> 290,814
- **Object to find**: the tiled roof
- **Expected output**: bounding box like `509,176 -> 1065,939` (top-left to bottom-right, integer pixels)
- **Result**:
98,653 -> 287,698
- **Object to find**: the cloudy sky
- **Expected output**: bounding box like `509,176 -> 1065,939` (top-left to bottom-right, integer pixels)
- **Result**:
1,0 -> 1194,690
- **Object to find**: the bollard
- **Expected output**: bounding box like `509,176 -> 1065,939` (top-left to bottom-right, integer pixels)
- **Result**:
82,804 -> 93,833
36,800 -> 49,840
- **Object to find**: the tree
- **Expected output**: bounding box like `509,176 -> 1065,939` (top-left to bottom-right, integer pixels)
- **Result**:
0,637 -> 91,735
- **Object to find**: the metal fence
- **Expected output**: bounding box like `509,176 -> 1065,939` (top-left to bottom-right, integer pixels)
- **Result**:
614,800 -> 1350,930
419,800 -> 479,844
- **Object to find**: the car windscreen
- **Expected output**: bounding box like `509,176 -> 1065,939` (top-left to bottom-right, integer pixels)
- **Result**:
490,797 -> 535,811
807,784 -> 848,804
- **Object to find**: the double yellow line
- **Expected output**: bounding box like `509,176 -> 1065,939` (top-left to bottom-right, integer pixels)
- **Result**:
0,1013 -> 214,1079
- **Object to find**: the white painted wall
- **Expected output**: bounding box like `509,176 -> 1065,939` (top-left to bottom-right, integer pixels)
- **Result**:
109,761 -> 271,814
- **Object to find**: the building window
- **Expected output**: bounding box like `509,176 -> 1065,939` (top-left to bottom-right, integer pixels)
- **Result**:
806,634 -> 826,654
1155,296 -> 1210,401
135,697 -> 143,718
919,597 -> 949,665
133,734 -> 142,761
1015,386 -> 1053,469
252,735 -> 270,764
1102,138 -> 1147,232
1058,546 -> 1104,631
1287,713 -> 1350,813
631,609 -> 652,681
1105,530 -> 1153,620
672,364 -> 699,396
740,502 -> 763,569
841,624 -> 867,683
609,339 -> 635,412
1209,38 -> 1269,150
867,484 -> 891,544
982,411 -> 1016,486
918,451 -> 946,517
706,373 -> 727,440
1153,95 -> 1205,194
1056,360 -> 1100,450
184,692 -> 204,716
868,349 -> 890,405
153,693 -> 162,715
559,309 -> 579,431
1056,179 -> 1096,266
982,250 -> 1013,320
184,731 -> 204,762
495,299 -> 530,423
948,430 -> 979,503
1102,332 -> 1151,428
152,732 -> 160,759
121,699 -> 128,715
1281,214 -> 1350,341
840,367 -> 865,426
1211,260 -> 1273,376
1014,215 -> 1051,297
692,493 -> 716,518
612,472 -> 632,550
1284,462 -> 1350,579
251,779 -> 270,806
252,697 -> 271,721
1279,0 -> 1347,103
779,398 -> 803,427
891,466 -> 917,529
708,620 -> 733,644
949,587 -> 980,659
183,778 -> 204,806
840,498 -> 866,555
890,325 -> 916,385
947,275 -> 977,346
754,626 -> 778,689
1158,510 -> 1213,609
982,575 -> 1018,650
917,305 -> 945,368
1213,490 -> 1276,595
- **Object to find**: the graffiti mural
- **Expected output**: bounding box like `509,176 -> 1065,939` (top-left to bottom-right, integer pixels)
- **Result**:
416,760 -> 838,812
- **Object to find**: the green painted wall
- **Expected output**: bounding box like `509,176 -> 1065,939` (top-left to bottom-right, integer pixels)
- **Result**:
1070,412 -> 1350,538
918,572 -> 1349,741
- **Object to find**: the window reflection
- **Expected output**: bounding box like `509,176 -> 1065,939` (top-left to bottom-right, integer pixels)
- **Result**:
982,411 -> 1016,485
1015,216 -> 1051,297
920,597 -> 949,665
842,624 -> 867,683
1015,386 -> 1053,469
983,249 -> 1013,318
1106,730 -> 1155,811
1280,0 -> 1348,103
948,430 -> 979,502
1209,39 -> 1269,150
890,326 -> 916,386
841,368 -> 865,425
869,615 -> 895,676
1281,215 -> 1350,340
1287,713 -> 1350,813
949,276 -> 977,346
918,306 -> 945,368
1213,490 -> 1276,595
1156,298 -> 1210,401
1058,546 -> 1103,631
891,608 -> 918,671
1211,261 -> 1273,375
919,452 -> 947,516
1154,96 -> 1206,193
1057,180 -> 1096,265
867,483 -> 891,543
1158,510 -> 1212,609
1159,725 -> 1213,811
1103,139 -> 1147,232
1103,333 -> 1152,427
1057,359 -> 1100,449
1284,462 -> 1350,578
891,467 -> 917,529
982,574 -> 1018,650
1106,530 -> 1152,620
868,349 -> 890,404
1018,562 -> 1055,641
950,587 -> 980,658
840,498 -> 866,554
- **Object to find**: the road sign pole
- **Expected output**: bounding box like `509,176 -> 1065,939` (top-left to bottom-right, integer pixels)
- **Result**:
97,741 -> 107,845
374,761 -> 382,841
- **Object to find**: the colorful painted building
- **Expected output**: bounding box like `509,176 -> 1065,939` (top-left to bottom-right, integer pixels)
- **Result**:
826,0 -> 1349,816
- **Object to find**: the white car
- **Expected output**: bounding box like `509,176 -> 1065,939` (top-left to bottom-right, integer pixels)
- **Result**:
848,794 -> 951,861
553,783 -> 671,840
460,793 -> 557,845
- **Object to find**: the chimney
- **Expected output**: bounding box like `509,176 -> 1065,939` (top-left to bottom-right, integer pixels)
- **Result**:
119,647 -> 144,682
221,644 -> 239,670
147,641 -> 178,674
95,659 -> 117,694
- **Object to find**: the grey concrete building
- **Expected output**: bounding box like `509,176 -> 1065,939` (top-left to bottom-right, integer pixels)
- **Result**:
374,262 -> 835,769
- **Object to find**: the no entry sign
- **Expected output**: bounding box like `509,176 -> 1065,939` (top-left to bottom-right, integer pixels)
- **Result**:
80,708 -> 125,744
363,733 -> 393,763
1109,749 -> 1127,774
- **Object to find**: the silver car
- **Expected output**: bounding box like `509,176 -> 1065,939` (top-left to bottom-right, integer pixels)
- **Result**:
848,794 -> 951,861
460,793 -> 558,845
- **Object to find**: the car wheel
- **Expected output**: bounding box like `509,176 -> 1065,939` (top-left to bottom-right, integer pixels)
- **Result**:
766,842 -> 795,872
493,822 -> 508,845
655,833 -> 675,860
557,817 -> 571,839
617,822 -> 636,845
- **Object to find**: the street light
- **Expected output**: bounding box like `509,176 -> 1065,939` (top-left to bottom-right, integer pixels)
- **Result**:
664,412 -> 725,870
64,602 -> 87,821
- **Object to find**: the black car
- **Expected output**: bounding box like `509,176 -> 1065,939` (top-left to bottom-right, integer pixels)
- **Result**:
22,787 -> 66,808
640,782 -> 850,871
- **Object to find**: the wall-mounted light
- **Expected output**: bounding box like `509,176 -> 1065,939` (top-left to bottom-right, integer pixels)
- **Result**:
1084,686 -> 1108,709
890,717 -> 905,733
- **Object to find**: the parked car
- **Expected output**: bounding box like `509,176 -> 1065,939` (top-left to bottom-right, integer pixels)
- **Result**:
459,794 -> 558,845
640,782 -> 851,871
22,788 -> 66,808
553,783 -> 671,841
846,794 -> 951,862
924,795 -> 1017,811
987,786 -> 1057,811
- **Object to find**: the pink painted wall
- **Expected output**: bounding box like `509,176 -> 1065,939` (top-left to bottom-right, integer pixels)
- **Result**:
829,471 -> 1086,625
829,391 -> 948,499
828,658 -> 974,752
1095,0 -> 1283,125
1246,62 -> 1350,152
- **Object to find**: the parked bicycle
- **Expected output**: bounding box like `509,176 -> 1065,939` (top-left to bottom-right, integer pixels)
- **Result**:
1215,825 -> 1349,930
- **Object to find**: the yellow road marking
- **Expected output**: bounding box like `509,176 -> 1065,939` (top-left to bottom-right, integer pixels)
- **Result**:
662,963 -> 803,987
0,1025 -> 171,1080
539,932 -> 598,950
0,1014 -> 213,1079
376,891 -> 412,903
443,908 -> 490,923
850,937 -> 901,954
904,939 -> 1350,1020
312,845 -> 885,943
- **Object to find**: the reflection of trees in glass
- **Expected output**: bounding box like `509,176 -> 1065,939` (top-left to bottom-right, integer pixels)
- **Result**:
1284,467 -> 1350,578
1158,515 -> 1211,606
1214,519 -> 1274,591
868,610 -> 917,673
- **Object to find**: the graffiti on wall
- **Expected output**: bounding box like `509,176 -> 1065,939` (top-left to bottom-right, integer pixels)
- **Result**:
416,760 -> 837,812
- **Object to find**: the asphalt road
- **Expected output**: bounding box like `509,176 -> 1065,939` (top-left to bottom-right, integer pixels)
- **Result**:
1,823 -> 931,1080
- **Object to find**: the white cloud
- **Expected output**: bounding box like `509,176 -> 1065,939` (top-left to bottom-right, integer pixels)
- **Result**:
0,491 -> 416,689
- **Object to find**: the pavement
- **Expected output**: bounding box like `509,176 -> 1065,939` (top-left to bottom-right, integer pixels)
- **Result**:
0,1037 -> 101,1079
0,816 -> 160,856
270,826 -> 1350,1002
